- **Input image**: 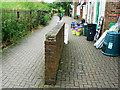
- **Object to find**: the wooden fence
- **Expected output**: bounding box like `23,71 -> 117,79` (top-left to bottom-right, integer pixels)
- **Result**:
2,9 -> 52,48
2,9 -> 51,30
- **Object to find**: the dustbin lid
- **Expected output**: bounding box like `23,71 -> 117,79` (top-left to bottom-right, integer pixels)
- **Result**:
84,23 -> 87,25
75,26 -> 83,28
107,31 -> 120,35
87,23 -> 96,26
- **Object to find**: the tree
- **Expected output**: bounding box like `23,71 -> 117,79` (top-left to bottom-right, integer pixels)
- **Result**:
53,1 -> 72,15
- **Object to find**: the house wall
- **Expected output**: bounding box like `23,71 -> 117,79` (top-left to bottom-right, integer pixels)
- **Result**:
82,5 -> 86,19
87,2 -> 90,23
91,2 -> 94,23
73,0 -> 79,18
102,1 -> 120,33
99,0 -> 106,18
77,5 -> 80,16
72,6 -> 74,17
80,8 -> 83,20
93,0 -> 97,23
97,0 -> 106,25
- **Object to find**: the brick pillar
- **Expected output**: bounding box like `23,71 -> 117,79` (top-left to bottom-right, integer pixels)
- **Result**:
45,22 -> 65,85
80,8 -> 83,21
73,0 -> 79,18
85,2 -> 88,23
91,5 -> 94,23
102,2 -> 120,33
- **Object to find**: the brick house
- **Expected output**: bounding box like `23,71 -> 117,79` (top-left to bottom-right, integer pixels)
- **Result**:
102,1 -> 120,33
73,0 -> 120,33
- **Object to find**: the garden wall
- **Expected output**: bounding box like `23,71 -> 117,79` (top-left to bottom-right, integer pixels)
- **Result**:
45,22 -> 65,85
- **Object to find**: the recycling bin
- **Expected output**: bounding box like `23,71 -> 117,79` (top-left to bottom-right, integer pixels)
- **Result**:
87,24 -> 96,41
83,23 -> 87,36
72,29 -> 76,35
76,29 -> 81,36
71,22 -> 75,28
76,26 -> 83,35
81,24 -> 84,28
73,26 -> 75,29
101,31 -> 120,56
76,26 -> 83,30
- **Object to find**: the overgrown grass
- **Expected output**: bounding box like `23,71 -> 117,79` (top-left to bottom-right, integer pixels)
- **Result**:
2,2 -> 51,10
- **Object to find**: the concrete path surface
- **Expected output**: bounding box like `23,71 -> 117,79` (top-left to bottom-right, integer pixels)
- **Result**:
2,15 -> 119,88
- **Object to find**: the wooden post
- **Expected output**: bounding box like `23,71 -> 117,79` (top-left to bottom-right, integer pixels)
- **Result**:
5,9 -> 7,32
17,9 -> 19,18
40,11 -> 42,24
25,10 -> 27,32
30,10 -> 32,31
32,10 -> 35,29
37,10 -> 40,25
37,10 -> 39,25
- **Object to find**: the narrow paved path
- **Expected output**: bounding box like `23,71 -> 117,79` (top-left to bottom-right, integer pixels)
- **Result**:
2,15 -> 58,88
47,16 -> 119,88
2,15 -> 119,88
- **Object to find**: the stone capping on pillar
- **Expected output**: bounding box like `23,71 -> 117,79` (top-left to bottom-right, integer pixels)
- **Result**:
45,22 -> 65,85
46,22 -> 64,41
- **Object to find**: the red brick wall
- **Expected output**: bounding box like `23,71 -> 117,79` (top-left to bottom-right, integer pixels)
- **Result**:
85,3 -> 88,23
80,8 -> 83,20
73,0 -> 79,18
102,2 -> 120,33
45,22 -> 65,85
91,5 -> 94,23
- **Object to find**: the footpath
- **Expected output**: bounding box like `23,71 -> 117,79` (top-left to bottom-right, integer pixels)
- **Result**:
2,15 -> 119,88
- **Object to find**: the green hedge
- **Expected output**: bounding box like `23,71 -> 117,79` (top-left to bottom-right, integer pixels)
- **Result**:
2,9 -> 52,47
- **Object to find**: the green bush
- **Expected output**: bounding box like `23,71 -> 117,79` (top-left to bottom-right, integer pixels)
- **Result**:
2,9 -> 52,47
1,2 -> 54,48
40,12 -> 50,25
51,12 -> 54,17
44,14 -> 50,24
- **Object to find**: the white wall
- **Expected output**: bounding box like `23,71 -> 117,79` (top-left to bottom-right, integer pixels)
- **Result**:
87,1 -> 92,23
72,5 -> 74,17
99,0 -> 106,18
87,2 -> 90,22
93,0 -> 97,23
77,5 -> 80,16
82,5 -> 86,19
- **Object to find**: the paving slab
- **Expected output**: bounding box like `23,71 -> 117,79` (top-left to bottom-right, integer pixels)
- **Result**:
2,15 -> 119,89
2,15 -> 58,88
51,16 -> 119,88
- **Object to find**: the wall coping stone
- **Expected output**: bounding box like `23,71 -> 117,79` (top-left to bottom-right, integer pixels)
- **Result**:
46,22 -> 65,41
